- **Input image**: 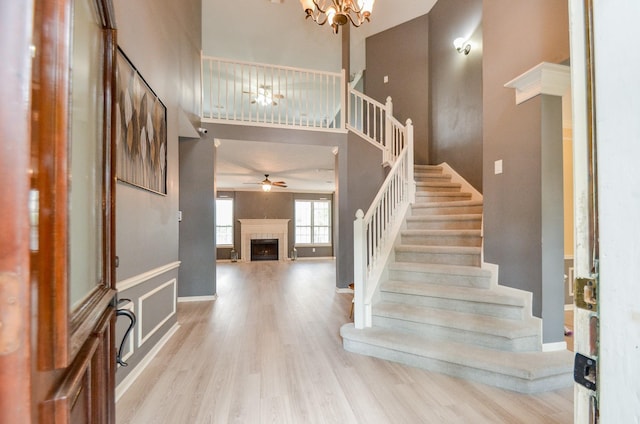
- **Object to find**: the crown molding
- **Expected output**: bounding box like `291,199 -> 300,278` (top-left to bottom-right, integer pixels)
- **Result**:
504,62 -> 571,105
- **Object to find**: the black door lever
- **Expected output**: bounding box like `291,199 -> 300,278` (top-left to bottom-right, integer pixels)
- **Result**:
115,298 -> 136,367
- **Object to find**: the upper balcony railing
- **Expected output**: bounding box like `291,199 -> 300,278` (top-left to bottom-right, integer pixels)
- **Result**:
201,55 -> 346,131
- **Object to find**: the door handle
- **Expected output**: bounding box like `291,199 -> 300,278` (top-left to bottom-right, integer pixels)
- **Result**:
115,298 -> 136,367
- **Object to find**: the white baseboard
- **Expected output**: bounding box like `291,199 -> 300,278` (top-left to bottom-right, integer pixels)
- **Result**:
336,287 -> 354,294
542,341 -> 568,352
294,256 -> 335,261
115,323 -> 180,402
177,294 -> 218,303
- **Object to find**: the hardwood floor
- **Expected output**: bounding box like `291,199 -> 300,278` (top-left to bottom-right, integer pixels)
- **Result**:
116,259 -> 573,424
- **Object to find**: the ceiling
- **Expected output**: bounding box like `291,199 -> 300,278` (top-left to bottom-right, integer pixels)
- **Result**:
215,139 -> 336,193
202,0 -> 438,193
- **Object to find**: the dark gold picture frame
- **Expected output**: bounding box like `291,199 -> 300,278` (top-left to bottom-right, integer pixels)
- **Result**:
116,47 -> 167,195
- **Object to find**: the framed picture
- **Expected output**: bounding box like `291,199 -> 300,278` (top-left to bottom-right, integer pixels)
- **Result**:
116,47 -> 167,195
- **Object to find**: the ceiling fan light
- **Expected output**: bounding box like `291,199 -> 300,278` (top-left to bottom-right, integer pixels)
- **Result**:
262,183 -> 272,192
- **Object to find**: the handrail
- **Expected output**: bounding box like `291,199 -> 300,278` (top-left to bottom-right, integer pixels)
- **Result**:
353,118 -> 414,329
201,55 -> 345,131
347,89 -> 408,166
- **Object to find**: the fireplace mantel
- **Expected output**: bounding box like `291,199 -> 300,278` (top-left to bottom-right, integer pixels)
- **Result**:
238,219 -> 290,262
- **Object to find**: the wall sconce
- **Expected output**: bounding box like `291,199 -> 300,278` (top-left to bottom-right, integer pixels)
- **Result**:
453,37 -> 471,55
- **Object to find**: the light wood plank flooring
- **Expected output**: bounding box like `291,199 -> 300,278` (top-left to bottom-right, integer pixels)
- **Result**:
116,259 -> 573,423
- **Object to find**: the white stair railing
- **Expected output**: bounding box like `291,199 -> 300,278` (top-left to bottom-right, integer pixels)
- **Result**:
347,89 -> 407,166
353,119 -> 415,329
201,55 -> 345,131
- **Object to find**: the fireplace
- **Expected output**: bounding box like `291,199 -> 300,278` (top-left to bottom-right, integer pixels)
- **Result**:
251,239 -> 279,261
238,219 -> 290,262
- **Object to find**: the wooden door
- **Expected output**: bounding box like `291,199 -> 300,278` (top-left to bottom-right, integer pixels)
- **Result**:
0,0 -> 118,422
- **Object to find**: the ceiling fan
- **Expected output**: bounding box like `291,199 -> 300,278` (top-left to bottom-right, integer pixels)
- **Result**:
243,85 -> 285,106
245,174 -> 288,192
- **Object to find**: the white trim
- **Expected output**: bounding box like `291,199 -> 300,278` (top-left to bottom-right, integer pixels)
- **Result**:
117,261 -> 181,291
201,117 -> 348,134
504,62 -> 571,105
177,295 -> 218,303
565,304 -> 575,311
438,162 -> 483,202
336,287 -> 354,294
115,323 -> 180,402
295,256 -> 335,261
137,279 -> 177,347
542,341 -> 568,352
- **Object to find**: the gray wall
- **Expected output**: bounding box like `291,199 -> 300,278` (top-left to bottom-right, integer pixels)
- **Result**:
337,131 -> 389,287
364,2 -> 483,191
428,0 -> 483,191
113,0 -> 201,384
179,138 -> 216,297
365,15 -> 429,165
482,0 -> 569,342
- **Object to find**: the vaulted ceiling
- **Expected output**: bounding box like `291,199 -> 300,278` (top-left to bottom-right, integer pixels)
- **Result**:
201,0 -> 438,192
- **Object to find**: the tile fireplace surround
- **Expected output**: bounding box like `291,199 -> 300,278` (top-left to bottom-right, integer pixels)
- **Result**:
238,219 -> 290,262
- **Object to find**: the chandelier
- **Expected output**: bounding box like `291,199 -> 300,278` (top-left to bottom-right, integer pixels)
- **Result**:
300,0 -> 375,34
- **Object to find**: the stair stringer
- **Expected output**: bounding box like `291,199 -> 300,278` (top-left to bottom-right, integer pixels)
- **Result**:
481,261 -> 543,351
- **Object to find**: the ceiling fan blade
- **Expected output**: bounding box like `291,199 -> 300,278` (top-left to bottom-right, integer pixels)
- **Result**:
272,182 -> 287,187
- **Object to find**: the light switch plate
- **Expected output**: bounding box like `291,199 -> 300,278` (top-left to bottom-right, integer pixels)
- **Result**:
494,160 -> 503,175
383,75 -> 389,83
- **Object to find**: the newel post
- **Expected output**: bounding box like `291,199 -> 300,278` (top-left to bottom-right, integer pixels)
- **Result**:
406,119 -> 415,203
384,96 -> 393,164
353,209 -> 366,329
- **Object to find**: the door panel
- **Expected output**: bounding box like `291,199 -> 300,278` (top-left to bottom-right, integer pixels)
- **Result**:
0,0 -> 118,421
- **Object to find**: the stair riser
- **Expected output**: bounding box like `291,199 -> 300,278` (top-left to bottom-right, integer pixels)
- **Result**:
412,205 -> 483,215
415,193 -> 471,202
400,234 -> 482,247
395,250 -> 481,266
415,184 -> 461,193
342,339 -> 572,394
414,166 -> 443,175
379,291 -> 525,320
371,316 -> 540,352
414,175 -> 451,183
388,268 -> 491,288
406,219 -> 482,230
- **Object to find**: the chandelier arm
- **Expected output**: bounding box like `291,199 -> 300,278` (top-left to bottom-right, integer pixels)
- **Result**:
345,12 -> 364,27
311,0 -> 340,14
307,12 -> 330,26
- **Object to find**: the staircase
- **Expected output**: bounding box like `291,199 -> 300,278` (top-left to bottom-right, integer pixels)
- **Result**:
341,164 -> 573,394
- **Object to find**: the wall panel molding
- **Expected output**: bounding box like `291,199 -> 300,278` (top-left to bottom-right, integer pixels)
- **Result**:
117,261 -> 181,291
137,278 -> 177,347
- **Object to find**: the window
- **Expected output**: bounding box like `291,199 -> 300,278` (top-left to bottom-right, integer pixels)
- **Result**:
295,200 -> 331,245
216,198 -> 234,246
